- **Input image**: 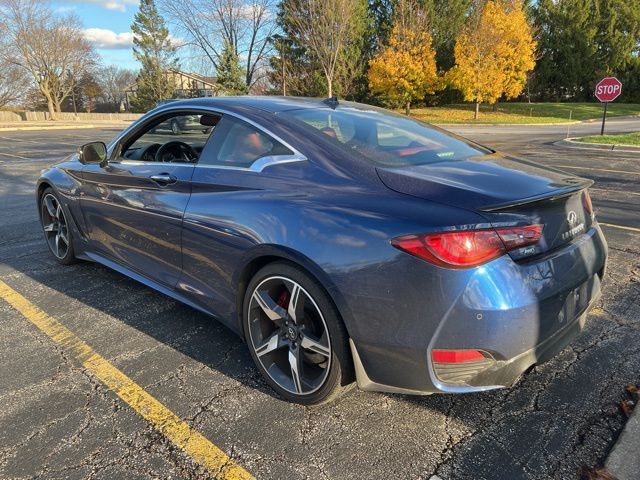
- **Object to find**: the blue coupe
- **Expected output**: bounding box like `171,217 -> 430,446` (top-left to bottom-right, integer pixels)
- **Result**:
37,97 -> 607,404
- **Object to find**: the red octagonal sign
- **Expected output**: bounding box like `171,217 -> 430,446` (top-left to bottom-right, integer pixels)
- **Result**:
595,77 -> 622,103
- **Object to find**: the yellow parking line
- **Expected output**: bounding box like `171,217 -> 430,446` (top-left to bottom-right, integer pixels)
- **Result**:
599,222 -> 640,233
0,280 -> 253,480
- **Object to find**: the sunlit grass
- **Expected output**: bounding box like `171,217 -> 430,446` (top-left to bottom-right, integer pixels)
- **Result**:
407,102 -> 640,124
576,132 -> 640,146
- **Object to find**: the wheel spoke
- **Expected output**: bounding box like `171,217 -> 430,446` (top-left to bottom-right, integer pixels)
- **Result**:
249,276 -> 332,397
44,196 -> 57,217
289,348 -> 302,394
55,203 -> 62,221
287,283 -> 301,324
300,332 -> 331,358
253,290 -> 287,324
58,228 -> 69,245
55,233 -> 61,255
43,222 -> 58,232
255,332 -> 285,358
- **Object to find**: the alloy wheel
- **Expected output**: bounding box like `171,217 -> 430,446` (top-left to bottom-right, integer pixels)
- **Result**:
41,193 -> 70,259
247,276 -> 332,395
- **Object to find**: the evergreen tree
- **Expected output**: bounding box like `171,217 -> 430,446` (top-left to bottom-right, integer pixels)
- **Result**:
130,0 -> 177,112
532,0 -> 640,101
216,41 -> 248,95
431,0 -> 471,71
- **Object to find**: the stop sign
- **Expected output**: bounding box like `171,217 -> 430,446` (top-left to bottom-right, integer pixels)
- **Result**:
595,77 -> 622,103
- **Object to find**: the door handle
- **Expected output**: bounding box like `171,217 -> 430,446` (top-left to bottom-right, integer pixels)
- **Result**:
149,173 -> 177,185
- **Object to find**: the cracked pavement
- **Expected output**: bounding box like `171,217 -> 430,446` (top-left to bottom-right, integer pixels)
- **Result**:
0,120 -> 639,479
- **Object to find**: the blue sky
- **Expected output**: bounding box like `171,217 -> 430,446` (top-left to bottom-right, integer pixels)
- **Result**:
52,0 -> 140,70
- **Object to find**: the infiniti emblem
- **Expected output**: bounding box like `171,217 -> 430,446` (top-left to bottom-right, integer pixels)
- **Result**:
567,210 -> 578,226
287,326 -> 297,340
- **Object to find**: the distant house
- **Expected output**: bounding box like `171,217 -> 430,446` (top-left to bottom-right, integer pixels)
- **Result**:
166,69 -> 219,98
125,68 -> 221,109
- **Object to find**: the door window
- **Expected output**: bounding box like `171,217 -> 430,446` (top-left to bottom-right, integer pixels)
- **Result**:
199,116 -> 293,168
121,112 -> 221,163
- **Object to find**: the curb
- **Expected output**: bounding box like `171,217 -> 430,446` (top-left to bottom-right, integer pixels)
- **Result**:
434,121 -> 578,127
605,406 -> 640,480
0,123 -> 131,132
554,138 -> 640,153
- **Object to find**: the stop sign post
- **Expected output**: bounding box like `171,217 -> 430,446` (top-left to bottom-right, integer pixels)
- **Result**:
595,77 -> 622,135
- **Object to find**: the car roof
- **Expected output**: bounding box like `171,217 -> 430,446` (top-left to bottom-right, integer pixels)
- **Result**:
152,96 -> 347,115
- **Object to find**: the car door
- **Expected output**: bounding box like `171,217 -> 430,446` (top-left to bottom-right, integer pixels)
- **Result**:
80,111 -> 216,288
176,114 -> 305,323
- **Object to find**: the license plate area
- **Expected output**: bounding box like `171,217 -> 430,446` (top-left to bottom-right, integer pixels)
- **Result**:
558,274 -> 599,327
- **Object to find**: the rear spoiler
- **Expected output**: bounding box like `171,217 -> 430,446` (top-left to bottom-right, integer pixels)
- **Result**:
479,179 -> 593,212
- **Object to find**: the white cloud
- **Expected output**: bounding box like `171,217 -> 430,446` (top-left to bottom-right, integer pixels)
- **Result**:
83,28 -> 134,49
83,28 -> 185,51
66,0 -> 138,12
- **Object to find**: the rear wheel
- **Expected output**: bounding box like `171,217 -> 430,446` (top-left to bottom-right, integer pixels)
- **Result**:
40,188 -> 76,265
243,262 -> 353,405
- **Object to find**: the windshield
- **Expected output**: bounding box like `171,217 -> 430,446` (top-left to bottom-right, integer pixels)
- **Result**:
282,106 -> 489,167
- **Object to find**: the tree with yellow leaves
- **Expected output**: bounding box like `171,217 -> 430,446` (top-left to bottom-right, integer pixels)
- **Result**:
448,0 -> 536,119
368,0 -> 439,115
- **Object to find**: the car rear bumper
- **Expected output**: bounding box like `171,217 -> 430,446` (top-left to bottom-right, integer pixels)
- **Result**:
348,224 -> 608,395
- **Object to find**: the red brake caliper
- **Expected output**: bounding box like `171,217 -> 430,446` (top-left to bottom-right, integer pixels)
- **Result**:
277,288 -> 290,310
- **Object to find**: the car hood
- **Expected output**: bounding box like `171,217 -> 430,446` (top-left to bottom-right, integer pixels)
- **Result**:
375,152 -> 592,211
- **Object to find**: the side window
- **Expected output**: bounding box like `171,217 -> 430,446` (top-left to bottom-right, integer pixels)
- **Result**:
199,116 -> 293,168
121,112 -> 220,163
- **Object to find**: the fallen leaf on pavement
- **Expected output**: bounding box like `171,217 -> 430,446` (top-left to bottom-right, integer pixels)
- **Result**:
578,465 -> 617,480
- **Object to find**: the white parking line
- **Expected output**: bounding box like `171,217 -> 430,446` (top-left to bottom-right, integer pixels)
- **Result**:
552,165 -> 640,175
590,187 -> 640,197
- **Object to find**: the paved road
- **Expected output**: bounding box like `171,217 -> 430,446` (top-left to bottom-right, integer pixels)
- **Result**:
0,118 -> 639,479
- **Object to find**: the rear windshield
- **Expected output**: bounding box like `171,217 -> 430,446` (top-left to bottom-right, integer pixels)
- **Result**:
282,106 -> 489,167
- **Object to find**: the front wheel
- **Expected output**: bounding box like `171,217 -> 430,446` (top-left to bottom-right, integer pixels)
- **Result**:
40,188 -> 76,265
243,262 -> 353,405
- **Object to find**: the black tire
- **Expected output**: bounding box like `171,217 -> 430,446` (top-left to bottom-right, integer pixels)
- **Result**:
243,262 -> 354,405
39,187 -> 77,265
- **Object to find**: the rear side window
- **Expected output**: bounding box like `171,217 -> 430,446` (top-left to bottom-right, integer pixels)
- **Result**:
199,116 -> 293,168
283,107 -> 488,167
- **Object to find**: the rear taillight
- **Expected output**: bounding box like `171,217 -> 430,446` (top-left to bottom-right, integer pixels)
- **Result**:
583,190 -> 594,218
391,224 -> 543,269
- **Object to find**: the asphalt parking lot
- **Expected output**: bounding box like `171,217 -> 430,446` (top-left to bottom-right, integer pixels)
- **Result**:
0,118 -> 639,479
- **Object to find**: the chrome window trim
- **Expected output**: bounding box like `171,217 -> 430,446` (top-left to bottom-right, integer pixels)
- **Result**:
106,104 -> 308,173
113,154 -> 306,173
195,155 -> 306,172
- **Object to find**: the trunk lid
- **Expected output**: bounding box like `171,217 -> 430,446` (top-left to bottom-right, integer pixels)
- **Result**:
376,153 -> 594,258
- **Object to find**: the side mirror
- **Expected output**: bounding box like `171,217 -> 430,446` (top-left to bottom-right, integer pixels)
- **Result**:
78,142 -> 107,165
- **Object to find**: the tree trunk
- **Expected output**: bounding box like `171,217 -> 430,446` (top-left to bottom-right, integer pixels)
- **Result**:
41,87 -> 57,120
405,101 -> 411,116
54,97 -> 62,115
327,76 -> 332,98
492,102 -> 498,112
474,101 -> 480,120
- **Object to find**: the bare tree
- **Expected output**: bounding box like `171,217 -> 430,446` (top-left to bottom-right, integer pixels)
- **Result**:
160,0 -> 276,87
0,0 -> 95,119
0,59 -> 26,108
99,66 -> 137,111
283,0 -> 362,97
